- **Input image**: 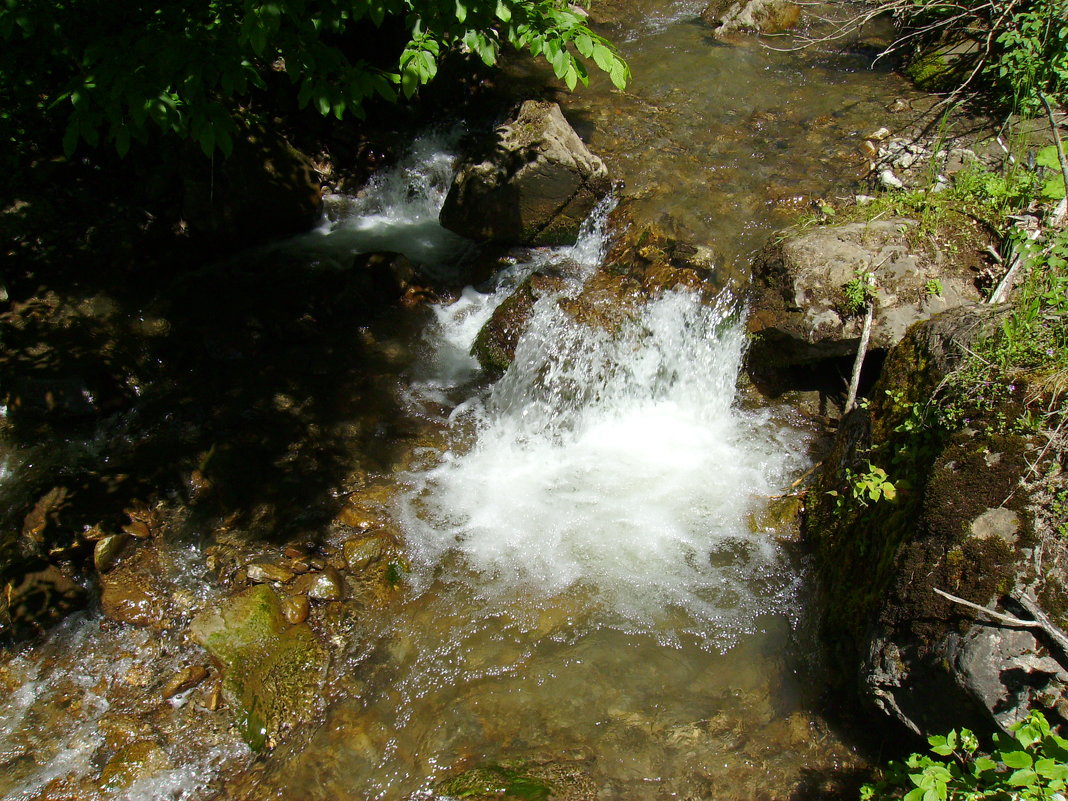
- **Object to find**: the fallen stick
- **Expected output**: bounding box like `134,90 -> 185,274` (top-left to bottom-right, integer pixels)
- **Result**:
844,300 -> 874,413
933,587 -> 1068,656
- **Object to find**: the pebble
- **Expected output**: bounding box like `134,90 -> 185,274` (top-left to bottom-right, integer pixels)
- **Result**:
246,563 -> 296,584
879,169 -> 905,190
293,567 -> 346,601
281,594 -> 310,624
94,534 -> 130,573
162,665 -> 209,699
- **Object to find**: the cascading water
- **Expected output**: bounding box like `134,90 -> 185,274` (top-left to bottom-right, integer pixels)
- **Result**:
397,207 -> 807,649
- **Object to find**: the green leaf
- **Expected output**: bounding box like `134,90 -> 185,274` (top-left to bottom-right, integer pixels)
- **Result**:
1007,768 -> 1038,788
609,60 -> 627,90
1002,751 -> 1033,770
495,0 -> 511,22
974,757 -> 998,773
62,121 -> 80,158
563,62 -> 577,90
455,0 -> 467,23
592,43 -> 614,72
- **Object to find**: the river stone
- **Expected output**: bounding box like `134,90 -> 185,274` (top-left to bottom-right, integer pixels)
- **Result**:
435,759 -> 595,801
342,531 -> 399,572
472,273 -> 568,375
293,567 -> 346,601
702,0 -> 801,36
94,533 -> 130,573
98,740 -> 173,792
246,562 -> 296,584
280,594 -> 310,625
161,665 -> 210,699
98,545 -> 179,630
746,219 -> 981,396
190,584 -> 329,750
439,100 -> 611,246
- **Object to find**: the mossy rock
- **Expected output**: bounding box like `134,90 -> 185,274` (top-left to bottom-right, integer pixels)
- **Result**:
904,40 -> 981,92
190,584 -> 328,750
472,274 -> 567,376
98,740 -> 172,792
435,759 -> 594,801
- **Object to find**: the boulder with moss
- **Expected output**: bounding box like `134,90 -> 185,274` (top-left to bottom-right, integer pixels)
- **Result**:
806,304 -> 1068,735
190,584 -> 328,750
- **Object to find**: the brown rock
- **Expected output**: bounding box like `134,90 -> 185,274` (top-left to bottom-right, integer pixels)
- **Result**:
342,531 -> 398,572
162,665 -> 210,699
293,567 -> 346,601
98,545 -> 179,630
94,534 -> 130,573
246,563 -> 296,584
98,741 -> 172,792
281,594 -> 310,624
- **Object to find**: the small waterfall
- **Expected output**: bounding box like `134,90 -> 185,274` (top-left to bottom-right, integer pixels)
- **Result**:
398,204 -> 808,650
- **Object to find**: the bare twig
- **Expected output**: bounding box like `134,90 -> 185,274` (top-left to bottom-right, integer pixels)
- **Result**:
1039,92 -> 1068,228
845,299 -> 875,412
933,587 -> 1068,657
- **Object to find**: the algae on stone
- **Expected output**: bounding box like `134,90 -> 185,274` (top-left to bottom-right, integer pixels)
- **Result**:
190,584 -> 328,749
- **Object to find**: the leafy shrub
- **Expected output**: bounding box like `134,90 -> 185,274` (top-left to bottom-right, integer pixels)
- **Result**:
862,710 -> 1068,801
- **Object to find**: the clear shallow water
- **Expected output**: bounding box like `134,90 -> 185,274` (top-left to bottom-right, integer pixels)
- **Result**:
0,3 -> 917,799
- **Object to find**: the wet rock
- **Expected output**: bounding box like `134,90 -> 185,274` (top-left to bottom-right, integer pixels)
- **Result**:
98,713 -> 156,751
190,584 -> 329,749
161,665 -> 210,699
434,759 -> 595,801
440,100 -> 611,246
98,545 -> 179,630
0,560 -> 88,641
98,740 -> 173,792
701,0 -> 801,36
472,204 -> 715,374
281,594 -> 310,624
342,530 -> 399,572
246,563 -> 296,584
472,273 -> 568,375
93,533 -> 130,573
806,304 -> 1067,735
746,220 -> 982,397
293,567 -> 346,601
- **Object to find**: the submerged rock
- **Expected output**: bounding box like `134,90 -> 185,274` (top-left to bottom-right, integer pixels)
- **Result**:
98,740 -> 173,792
701,0 -> 802,35
434,759 -> 595,801
190,584 -> 329,750
440,100 -> 611,246
806,304 -> 1068,735
0,560 -> 87,641
98,544 -> 180,630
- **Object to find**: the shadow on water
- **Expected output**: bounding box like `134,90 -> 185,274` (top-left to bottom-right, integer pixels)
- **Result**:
0,150 -> 440,627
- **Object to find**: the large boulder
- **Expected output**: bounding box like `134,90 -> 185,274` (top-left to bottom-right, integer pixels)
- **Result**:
439,101 -> 611,247
806,304 -> 1068,735
746,219 -> 981,397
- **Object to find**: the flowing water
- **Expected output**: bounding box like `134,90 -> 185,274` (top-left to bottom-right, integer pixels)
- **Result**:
0,3 -> 925,799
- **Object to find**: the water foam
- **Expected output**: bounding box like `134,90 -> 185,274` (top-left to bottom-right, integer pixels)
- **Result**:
399,257 -> 807,645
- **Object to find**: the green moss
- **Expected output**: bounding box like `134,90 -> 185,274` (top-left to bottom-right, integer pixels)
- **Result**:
190,585 -> 328,750
437,763 -> 553,801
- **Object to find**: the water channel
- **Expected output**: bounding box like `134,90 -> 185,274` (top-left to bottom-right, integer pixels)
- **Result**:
0,3 -> 927,799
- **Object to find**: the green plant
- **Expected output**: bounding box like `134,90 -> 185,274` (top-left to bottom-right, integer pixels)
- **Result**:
862,710 -> 1068,801
0,0 -> 630,158
925,279 -> 944,297
843,270 -> 877,315
828,462 -> 898,513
